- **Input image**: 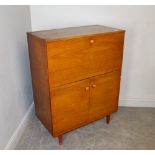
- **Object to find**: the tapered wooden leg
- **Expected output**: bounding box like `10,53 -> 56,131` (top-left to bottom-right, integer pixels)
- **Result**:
58,135 -> 63,145
106,115 -> 110,124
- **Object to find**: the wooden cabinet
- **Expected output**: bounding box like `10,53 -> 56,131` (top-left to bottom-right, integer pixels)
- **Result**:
27,25 -> 125,145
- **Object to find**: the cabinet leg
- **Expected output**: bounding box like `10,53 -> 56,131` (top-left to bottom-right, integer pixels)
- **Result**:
106,115 -> 110,124
58,135 -> 63,145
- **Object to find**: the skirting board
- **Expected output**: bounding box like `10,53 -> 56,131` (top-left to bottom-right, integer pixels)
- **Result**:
119,98 -> 155,107
4,102 -> 34,150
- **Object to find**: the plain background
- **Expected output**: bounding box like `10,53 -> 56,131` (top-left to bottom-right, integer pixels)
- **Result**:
0,5 -> 155,149
0,6 -> 32,149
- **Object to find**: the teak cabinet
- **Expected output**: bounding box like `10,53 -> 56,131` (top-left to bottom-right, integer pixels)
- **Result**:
27,25 -> 125,145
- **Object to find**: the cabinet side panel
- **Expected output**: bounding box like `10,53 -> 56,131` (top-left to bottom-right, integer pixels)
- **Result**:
27,34 -> 52,134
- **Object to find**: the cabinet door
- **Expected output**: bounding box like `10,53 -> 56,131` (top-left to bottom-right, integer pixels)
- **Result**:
90,32 -> 124,76
89,70 -> 121,121
51,79 -> 90,136
47,37 -> 91,87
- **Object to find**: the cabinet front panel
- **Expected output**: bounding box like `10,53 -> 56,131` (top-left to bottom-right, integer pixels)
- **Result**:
90,32 -> 124,75
47,37 -> 91,87
51,79 -> 90,136
89,70 -> 121,121
47,32 -> 124,87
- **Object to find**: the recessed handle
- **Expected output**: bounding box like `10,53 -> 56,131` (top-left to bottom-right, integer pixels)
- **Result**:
90,39 -> 94,43
92,85 -> 96,88
85,87 -> 89,91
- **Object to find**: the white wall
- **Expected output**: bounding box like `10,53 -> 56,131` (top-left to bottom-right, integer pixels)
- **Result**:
0,6 -> 32,149
30,5 -> 155,107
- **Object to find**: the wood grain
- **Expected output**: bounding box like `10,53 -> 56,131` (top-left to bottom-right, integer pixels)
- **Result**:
27,33 -> 53,134
28,25 -> 124,41
47,32 -> 124,87
89,70 -> 121,121
51,79 -> 89,136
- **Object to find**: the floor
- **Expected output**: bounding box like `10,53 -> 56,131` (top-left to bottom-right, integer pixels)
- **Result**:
15,107 -> 155,150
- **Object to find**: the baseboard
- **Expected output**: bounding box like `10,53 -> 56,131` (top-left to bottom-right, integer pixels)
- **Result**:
119,98 -> 155,107
4,102 -> 34,150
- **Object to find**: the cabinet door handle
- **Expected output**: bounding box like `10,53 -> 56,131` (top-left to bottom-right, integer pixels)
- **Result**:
92,85 -> 96,88
90,39 -> 94,43
85,87 -> 89,91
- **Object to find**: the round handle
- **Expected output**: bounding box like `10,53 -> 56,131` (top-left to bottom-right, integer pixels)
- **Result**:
92,85 -> 96,88
90,39 -> 94,43
85,87 -> 89,91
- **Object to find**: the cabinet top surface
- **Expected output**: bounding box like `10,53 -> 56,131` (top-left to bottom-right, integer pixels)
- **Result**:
27,25 -> 124,41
